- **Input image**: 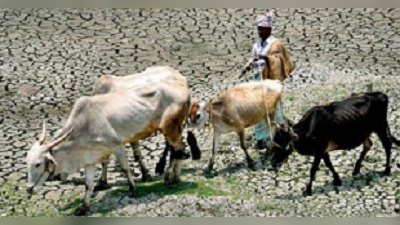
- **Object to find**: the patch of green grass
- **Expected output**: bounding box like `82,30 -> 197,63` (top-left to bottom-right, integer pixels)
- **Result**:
251,151 -> 260,160
257,203 -> 276,211
257,203 -> 283,213
225,176 -> 237,185
108,180 -> 227,199
286,95 -> 295,102
279,170 -> 291,177
221,138 -> 231,147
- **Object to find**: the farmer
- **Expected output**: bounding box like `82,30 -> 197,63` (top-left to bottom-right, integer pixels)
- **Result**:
240,12 -> 294,150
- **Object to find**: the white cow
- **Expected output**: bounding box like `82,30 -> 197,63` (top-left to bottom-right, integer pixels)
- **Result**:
26,72 -> 199,216
91,66 -> 198,190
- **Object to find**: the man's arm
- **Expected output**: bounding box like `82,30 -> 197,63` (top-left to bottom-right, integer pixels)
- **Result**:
239,45 -> 257,79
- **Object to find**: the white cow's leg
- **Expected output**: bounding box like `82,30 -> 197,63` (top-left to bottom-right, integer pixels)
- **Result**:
114,146 -> 136,197
94,156 -> 111,191
205,132 -> 221,173
238,129 -> 255,170
164,146 -> 178,187
173,159 -> 182,184
74,164 -> 95,216
131,142 -> 152,182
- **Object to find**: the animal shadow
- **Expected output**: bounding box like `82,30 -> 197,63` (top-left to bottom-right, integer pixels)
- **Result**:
276,171 -> 392,200
61,180 -> 198,216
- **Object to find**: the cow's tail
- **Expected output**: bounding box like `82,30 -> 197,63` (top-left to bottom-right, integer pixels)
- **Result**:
185,101 -> 201,160
391,135 -> 400,147
388,122 -> 400,147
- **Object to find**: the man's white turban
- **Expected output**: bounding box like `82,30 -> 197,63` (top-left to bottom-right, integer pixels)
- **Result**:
256,12 -> 273,28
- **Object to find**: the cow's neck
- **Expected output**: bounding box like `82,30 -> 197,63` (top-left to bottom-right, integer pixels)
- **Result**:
50,140 -> 81,174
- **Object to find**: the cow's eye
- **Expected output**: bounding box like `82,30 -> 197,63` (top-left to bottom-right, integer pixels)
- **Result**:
36,163 -> 41,168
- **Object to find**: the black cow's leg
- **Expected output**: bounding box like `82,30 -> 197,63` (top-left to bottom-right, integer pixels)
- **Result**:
323,153 -> 342,186
377,128 -> 392,176
353,138 -> 372,176
304,155 -> 322,196
238,130 -> 255,170
155,141 -> 170,175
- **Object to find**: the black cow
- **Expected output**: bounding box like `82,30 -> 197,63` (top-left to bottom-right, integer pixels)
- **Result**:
270,92 -> 400,196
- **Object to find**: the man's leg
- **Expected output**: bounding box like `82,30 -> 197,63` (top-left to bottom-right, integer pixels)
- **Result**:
275,100 -> 285,125
254,120 -> 268,149
252,66 -> 268,150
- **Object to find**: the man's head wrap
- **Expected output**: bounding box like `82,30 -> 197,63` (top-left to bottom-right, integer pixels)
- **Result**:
256,12 -> 273,28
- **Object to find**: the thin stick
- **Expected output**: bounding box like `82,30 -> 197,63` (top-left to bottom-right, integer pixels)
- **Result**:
258,64 -> 275,143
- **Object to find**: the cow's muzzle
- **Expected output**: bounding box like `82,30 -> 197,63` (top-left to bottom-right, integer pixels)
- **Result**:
26,185 -> 39,195
26,186 -> 34,195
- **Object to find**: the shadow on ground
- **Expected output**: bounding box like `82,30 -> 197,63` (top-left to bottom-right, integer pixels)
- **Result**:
275,171 -> 395,200
61,180 -> 199,216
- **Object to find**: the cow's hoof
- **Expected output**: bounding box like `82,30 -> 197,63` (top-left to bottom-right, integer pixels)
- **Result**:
333,179 -> 342,186
383,169 -> 391,176
164,173 -> 180,188
352,170 -> 360,177
248,161 -> 256,171
141,174 -> 153,183
164,172 -> 176,188
128,185 -> 136,198
94,181 -> 111,192
172,176 -> 181,185
164,180 -> 178,188
204,164 -> 214,174
74,204 -> 90,216
302,188 -> 312,197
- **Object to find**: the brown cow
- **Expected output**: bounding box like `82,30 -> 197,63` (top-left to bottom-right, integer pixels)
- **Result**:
189,79 -> 283,172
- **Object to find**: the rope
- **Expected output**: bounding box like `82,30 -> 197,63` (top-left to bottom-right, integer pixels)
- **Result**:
258,63 -> 275,143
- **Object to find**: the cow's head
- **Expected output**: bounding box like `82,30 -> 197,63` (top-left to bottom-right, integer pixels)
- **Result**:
26,122 -> 73,195
270,119 -> 297,170
188,100 -> 209,130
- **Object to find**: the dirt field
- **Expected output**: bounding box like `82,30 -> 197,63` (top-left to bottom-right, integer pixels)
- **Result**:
1,8 -> 399,216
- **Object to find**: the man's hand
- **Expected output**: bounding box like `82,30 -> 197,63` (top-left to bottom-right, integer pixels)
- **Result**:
239,67 -> 247,79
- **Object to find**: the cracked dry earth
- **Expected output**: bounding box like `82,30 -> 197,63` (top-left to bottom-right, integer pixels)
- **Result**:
1,8 -> 400,217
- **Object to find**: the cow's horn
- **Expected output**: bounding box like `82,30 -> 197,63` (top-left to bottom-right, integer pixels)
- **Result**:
46,127 -> 75,150
39,120 -> 46,145
44,153 -> 58,166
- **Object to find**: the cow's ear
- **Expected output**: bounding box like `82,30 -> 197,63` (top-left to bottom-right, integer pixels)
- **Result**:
39,120 -> 46,145
44,153 -> 58,166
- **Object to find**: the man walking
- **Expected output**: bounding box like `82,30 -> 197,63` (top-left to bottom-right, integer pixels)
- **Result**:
240,12 -> 294,150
